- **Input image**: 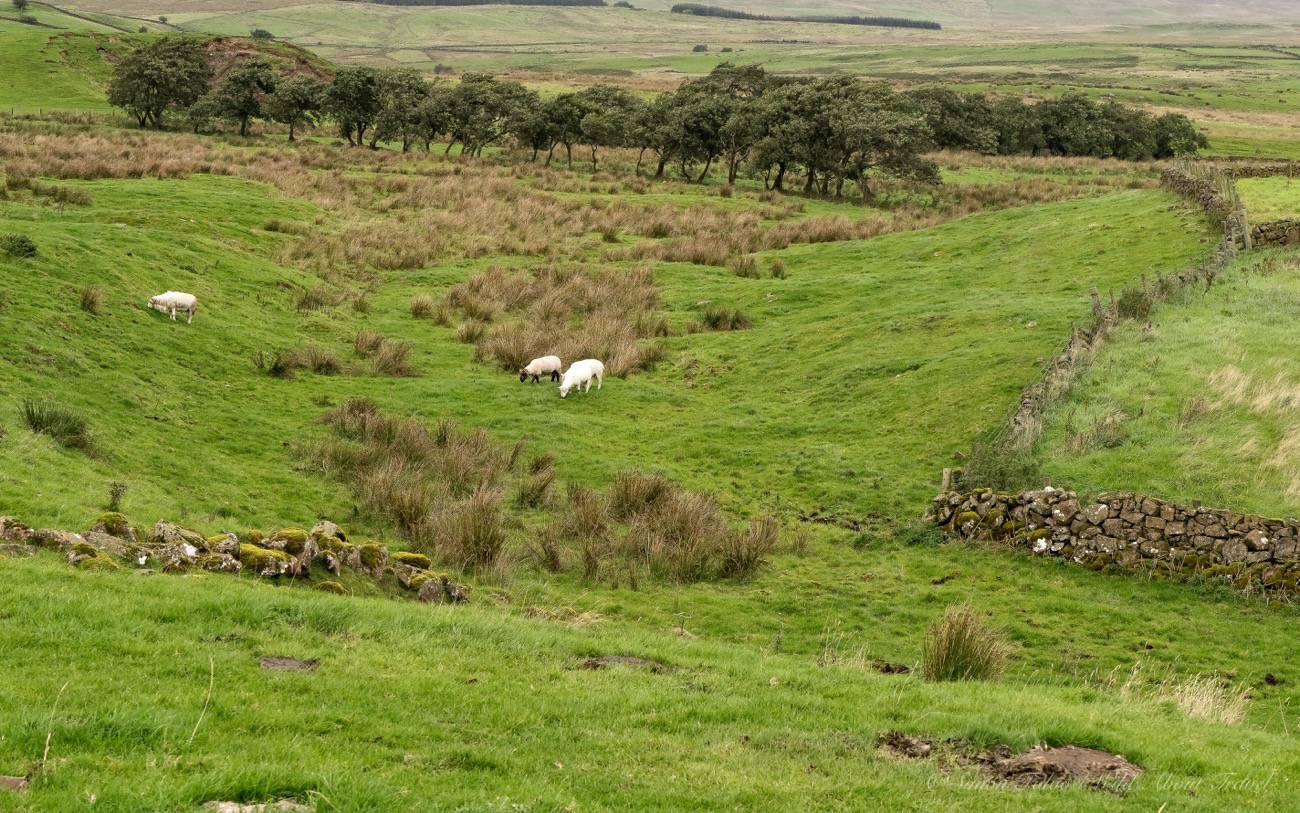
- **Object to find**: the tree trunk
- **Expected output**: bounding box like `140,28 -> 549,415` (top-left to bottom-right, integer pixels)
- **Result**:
696,155 -> 713,183
635,146 -> 646,175
545,142 -> 557,166
444,139 -> 456,155
591,145 -> 598,172
565,142 -> 573,170
654,155 -> 667,179
239,116 -> 249,138
803,167 -> 816,194
727,156 -> 740,185
773,162 -> 787,191
288,121 -> 296,141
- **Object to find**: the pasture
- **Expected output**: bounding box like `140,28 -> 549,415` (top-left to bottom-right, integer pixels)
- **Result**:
3,8 -> 1300,810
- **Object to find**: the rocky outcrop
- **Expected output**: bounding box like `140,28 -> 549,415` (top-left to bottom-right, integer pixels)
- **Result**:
930,487 -> 1300,591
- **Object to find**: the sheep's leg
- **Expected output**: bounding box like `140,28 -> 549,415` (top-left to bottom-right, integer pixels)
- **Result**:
551,370 -> 560,382
531,374 -> 539,383
596,372 -> 603,390
169,306 -> 177,321
187,307 -> 194,325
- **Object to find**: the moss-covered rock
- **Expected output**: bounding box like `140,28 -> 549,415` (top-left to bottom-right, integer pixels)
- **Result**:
315,580 -> 348,595
94,512 -> 131,538
76,555 -> 121,572
358,542 -> 388,578
268,528 -> 311,555
243,529 -> 266,545
392,551 -> 432,570
239,543 -> 291,577
197,552 -> 242,574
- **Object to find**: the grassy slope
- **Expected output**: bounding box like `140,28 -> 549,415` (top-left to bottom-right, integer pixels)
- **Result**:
1034,250 -> 1300,518
4,544 -> 1300,812
0,24 -> 120,114
0,174 -> 1208,529
1239,176 -> 1300,222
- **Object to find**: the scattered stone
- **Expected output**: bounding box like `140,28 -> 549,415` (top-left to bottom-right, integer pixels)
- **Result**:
416,574 -> 470,604
32,528 -> 81,550
0,544 -> 34,558
878,731 -> 932,759
0,516 -> 32,542
159,542 -> 200,572
91,512 -> 133,539
0,775 -> 28,792
315,580 -> 347,595
82,530 -> 135,560
150,520 -> 205,548
873,661 -> 911,675
580,655 -> 671,673
240,544 -> 292,578
206,532 -> 241,557
310,520 -> 346,543
1265,673 -> 1283,686
391,551 -> 432,570
198,552 -> 243,574
930,573 -> 957,586
258,656 -> 320,672
994,745 -> 1142,790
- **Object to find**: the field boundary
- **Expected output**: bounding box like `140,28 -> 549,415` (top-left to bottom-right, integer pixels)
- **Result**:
995,164 -> 1249,454
929,486 -> 1300,595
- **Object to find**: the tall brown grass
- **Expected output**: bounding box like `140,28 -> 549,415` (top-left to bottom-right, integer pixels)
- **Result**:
921,605 -> 1009,682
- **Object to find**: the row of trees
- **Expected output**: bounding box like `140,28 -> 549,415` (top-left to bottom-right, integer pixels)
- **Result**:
106,37 -> 1208,199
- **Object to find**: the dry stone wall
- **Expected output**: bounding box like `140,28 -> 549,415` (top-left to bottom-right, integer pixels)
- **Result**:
928,487 -> 1300,592
1251,220 -> 1300,247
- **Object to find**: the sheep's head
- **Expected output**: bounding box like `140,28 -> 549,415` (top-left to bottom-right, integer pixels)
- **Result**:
559,383 -> 570,398
147,295 -> 158,307
519,369 -> 530,383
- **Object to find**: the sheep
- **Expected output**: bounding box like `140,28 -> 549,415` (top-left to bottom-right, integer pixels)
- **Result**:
559,359 -> 604,398
147,291 -> 198,324
519,355 -> 562,384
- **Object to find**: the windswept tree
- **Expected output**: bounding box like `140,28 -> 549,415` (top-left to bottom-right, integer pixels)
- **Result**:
372,68 -> 431,151
210,57 -> 277,137
541,92 -> 590,168
575,84 -> 644,171
906,87 -> 998,154
1154,112 -> 1208,158
414,81 -> 454,151
107,37 -> 212,129
324,66 -> 381,146
265,74 -> 326,141
446,74 -> 537,157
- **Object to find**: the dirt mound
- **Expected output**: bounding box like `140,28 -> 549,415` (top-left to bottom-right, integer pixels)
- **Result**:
878,734 -> 1142,791
994,745 -> 1143,789
203,37 -> 333,84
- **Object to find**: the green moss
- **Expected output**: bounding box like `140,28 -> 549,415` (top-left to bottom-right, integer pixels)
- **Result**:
77,555 -> 119,571
95,512 -> 130,535
239,543 -> 291,570
315,580 -> 348,595
243,529 -> 265,545
952,511 -> 979,529
981,508 -> 1006,526
392,551 -> 431,570
71,541 -> 100,558
359,542 -> 386,570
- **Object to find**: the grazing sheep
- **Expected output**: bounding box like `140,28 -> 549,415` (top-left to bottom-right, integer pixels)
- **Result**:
520,355 -> 562,384
559,359 -> 604,398
147,291 -> 198,324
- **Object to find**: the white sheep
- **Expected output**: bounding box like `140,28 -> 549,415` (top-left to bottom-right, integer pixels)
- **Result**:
147,291 -> 199,324
520,355 -> 562,384
559,359 -> 604,398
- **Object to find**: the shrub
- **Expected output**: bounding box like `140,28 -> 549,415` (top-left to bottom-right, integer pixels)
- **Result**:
30,182 -> 91,206
300,345 -> 343,375
438,488 -> 507,568
457,319 -> 487,344
516,466 -> 556,509
105,480 -> 128,513
264,349 -> 302,378
79,286 -> 105,315
354,330 -> 385,357
729,254 -> 760,278
1,233 -> 37,258
1116,285 -> 1153,321
21,398 -> 94,454
296,286 -> 338,312
719,515 -> 779,579
411,294 -> 436,319
922,605 -> 1009,682
769,259 -> 787,279
372,339 -> 415,377
692,43 -> 708,52
610,471 -> 673,519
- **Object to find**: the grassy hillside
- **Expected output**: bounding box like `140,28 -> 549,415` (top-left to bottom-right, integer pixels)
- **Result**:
0,25 -> 122,114
3,542 -> 1300,812
1034,251 -> 1300,518
0,155 -> 1208,530
1239,176 -> 1300,221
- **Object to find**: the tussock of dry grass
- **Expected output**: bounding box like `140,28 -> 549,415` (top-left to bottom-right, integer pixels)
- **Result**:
445,264 -> 666,377
922,605 -> 1009,682
314,401 -> 778,582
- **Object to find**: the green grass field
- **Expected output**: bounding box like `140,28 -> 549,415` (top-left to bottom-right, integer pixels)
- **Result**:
1239,176 -> 1300,222
5,8 -> 1300,810
1034,251 -> 1300,518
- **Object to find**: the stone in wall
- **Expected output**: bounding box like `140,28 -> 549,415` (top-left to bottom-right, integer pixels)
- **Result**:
928,486 -> 1300,592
